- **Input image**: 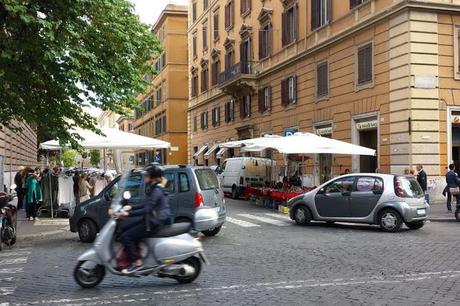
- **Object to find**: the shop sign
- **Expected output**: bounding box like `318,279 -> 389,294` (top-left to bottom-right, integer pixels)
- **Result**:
316,126 -> 332,136
356,120 -> 378,131
283,128 -> 298,137
414,75 -> 436,89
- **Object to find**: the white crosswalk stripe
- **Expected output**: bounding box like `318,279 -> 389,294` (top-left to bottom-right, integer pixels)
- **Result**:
0,250 -> 31,258
0,287 -> 15,296
226,217 -> 260,228
263,213 -> 291,220
237,214 -> 290,226
0,249 -> 29,297
0,267 -> 24,274
0,257 -> 27,265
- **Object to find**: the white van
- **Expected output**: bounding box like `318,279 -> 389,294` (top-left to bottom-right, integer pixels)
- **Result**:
218,157 -> 275,198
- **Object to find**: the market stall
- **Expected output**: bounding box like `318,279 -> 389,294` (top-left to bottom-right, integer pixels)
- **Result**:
220,132 -> 376,213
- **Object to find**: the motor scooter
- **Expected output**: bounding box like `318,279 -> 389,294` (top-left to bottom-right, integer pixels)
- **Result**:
0,184 -> 18,251
74,191 -> 218,288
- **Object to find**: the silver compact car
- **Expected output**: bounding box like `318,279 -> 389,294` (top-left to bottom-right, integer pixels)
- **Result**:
288,174 -> 429,232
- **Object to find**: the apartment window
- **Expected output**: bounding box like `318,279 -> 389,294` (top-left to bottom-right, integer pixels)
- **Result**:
213,12 -> 219,41
259,23 -> 272,60
316,61 -> 328,97
455,26 -> 460,78
225,49 -> 234,70
212,107 -> 221,127
281,75 -> 297,106
202,23 -> 208,50
128,124 -> 133,131
311,0 -> 331,30
203,0 -> 208,10
191,73 -> 198,97
240,0 -> 251,15
201,111 -> 208,129
225,0 -> 234,30
350,0 -> 370,9
211,60 -> 220,86
192,1 -> 197,22
281,3 -> 297,46
156,87 -> 162,105
193,116 -> 198,132
161,52 -> 166,68
258,86 -> 272,113
201,66 -> 209,92
357,43 -> 373,86
240,95 -> 251,118
224,100 -> 234,122
192,31 -> 197,58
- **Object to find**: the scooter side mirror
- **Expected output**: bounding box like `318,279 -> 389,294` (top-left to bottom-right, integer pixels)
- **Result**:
123,191 -> 131,200
10,184 -> 17,191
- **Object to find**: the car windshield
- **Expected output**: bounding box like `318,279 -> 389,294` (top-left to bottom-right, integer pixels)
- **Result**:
110,171 -> 144,209
394,176 -> 424,198
195,168 -> 219,190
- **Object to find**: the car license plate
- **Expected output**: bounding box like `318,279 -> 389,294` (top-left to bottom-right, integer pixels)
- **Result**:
417,209 -> 426,216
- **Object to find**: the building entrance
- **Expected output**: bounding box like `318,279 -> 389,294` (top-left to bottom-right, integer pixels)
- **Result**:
355,117 -> 378,173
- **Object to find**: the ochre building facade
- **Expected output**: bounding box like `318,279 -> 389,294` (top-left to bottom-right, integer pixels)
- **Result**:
134,4 -> 189,165
188,0 -> 460,194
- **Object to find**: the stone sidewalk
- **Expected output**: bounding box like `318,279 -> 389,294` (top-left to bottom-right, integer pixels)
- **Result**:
16,208 -> 69,241
428,202 -> 458,222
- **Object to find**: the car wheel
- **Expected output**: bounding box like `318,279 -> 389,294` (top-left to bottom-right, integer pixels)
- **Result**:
455,209 -> 460,222
293,206 -> 311,225
405,221 -> 425,230
231,186 -> 238,199
378,209 -> 403,232
202,225 -> 222,237
78,219 -> 97,243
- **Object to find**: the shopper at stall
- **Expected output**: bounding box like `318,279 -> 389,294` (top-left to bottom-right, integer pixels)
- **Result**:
14,166 -> 25,210
25,168 -> 43,221
79,173 -> 93,203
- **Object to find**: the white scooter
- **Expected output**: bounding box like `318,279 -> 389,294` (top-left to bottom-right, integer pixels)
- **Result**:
74,191 -> 218,288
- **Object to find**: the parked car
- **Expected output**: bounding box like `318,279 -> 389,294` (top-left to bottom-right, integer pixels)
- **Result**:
218,157 -> 275,198
288,174 -> 429,232
70,165 -> 226,242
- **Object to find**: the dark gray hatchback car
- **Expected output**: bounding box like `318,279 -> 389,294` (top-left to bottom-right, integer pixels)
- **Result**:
70,165 -> 226,242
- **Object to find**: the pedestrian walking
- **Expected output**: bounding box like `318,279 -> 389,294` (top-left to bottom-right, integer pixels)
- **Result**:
416,164 -> 428,203
445,163 -> 460,212
79,173 -> 93,203
25,168 -> 43,221
14,166 -> 25,210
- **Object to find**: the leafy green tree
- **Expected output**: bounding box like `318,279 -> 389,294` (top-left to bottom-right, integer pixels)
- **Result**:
0,0 -> 160,146
61,149 -> 77,168
89,149 -> 101,167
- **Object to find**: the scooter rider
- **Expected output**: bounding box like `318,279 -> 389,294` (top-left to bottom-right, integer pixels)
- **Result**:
118,164 -> 171,274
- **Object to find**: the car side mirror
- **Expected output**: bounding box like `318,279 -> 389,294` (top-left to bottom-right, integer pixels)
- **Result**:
318,188 -> 325,194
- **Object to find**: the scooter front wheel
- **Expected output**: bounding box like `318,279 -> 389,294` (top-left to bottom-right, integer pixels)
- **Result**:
74,261 -> 105,288
171,256 -> 202,284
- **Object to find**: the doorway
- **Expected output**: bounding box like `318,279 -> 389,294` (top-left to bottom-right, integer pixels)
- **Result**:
359,129 -> 378,173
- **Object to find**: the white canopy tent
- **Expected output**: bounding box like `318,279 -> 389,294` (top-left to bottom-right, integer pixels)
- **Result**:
40,128 -> 170,150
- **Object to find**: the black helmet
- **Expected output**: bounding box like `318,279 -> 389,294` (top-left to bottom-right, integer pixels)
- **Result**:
144,163 -> 164,178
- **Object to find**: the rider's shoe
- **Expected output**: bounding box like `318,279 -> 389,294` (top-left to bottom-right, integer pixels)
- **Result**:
121,263 -> 143,274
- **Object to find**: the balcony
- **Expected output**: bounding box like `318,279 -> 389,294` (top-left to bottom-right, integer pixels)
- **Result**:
218,61 -> 257,97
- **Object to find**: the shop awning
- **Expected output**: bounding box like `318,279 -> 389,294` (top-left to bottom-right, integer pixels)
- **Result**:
220,133 -> 375,156
216,147 -> 227,159
204,144 -> 219,159
193,145 -> 208,158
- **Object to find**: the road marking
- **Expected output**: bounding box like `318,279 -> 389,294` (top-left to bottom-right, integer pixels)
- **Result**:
11,270 -> 460,305
238,214 -> 289,226
0,250 -> 31,258
226,217 -> 260,228
0,258 -> 27,265
264,213 -> 291,220
0,268 -> 23,274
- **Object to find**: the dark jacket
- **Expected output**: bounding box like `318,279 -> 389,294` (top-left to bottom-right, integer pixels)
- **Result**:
14,172 -> 23,192
445,170 -> 459,189
417,169 -> 427,192
130,183 -> 171,229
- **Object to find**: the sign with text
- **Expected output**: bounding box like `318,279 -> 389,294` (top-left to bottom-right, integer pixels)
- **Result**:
356,120 -> 378,131
283,128 -> 298,137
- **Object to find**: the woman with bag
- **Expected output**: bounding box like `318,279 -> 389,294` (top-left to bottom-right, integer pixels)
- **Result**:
445,164 -> 460,212
25,168 -> 43,221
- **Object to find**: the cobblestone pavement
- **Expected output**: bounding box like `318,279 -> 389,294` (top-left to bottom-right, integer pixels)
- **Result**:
2,199 -> 460,305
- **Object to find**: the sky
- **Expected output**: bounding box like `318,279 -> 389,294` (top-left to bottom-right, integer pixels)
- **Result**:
85,0 -> 188,118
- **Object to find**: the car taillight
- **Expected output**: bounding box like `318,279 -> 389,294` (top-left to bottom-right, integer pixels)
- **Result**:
194,192 -> 204,208
240,176 -> 244,185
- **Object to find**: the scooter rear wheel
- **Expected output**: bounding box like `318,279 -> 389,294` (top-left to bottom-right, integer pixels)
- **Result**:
171,256 -> 202,284
74,261 -> 105,288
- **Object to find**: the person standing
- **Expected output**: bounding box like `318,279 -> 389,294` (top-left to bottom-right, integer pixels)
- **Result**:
78,173 -> 93,203
416,164 -> 428,203
445,163 -> 459,212
25,168 -> 43,221
14,166 -> 24,210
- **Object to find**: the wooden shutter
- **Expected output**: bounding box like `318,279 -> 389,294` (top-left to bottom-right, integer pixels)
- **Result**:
225,4 -> 229,28
258,89 -> 264,113
213,13 -> 219,40
293,4 -> 298,41
311,0 -> 319,30
281,78 -> 288,106
327,0 -> 332,23
240,98 -> 245,118
268,86 -> 272,110
240,0 -> 244,15
258,29 -> 263,59
292,75 -> 297,102
217,107 -> 221,125
281,11 -> 287,46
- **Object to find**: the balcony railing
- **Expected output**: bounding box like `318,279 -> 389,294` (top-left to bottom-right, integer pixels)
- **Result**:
218,61 -> 254,85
